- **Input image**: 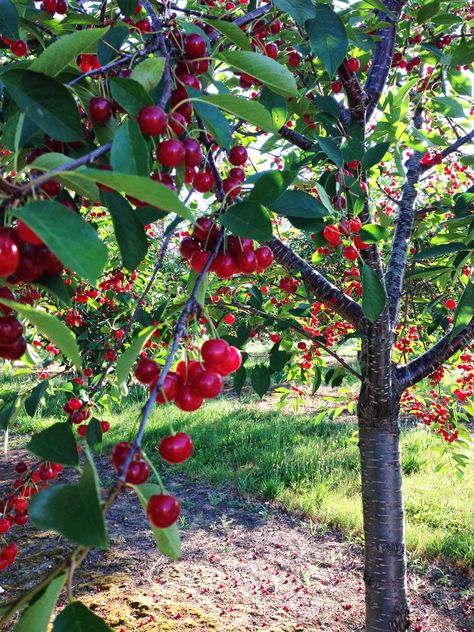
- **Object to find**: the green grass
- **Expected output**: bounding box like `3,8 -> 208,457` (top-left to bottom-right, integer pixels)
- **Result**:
6,388 -> 474,568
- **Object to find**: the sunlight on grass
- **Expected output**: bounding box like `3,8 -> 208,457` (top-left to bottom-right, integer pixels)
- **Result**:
8,394 -> 474,567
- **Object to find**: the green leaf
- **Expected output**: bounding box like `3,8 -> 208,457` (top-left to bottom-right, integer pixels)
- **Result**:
29,454 -> 108,549
31,153 -> 100,200
272,0 -> 316,25
259,87 -> 288,129
14,572 -> 67,632
52,601 -> 112,632
101,191 -> 148,271
0,393 -> 22,430
0,299 -> 82,371
431,96 -> 465,119
117,0 -> 137,16
97,25 -> 129,66
187,269 -> 208,306
306,5 -> 348,78
361,264 -> 386,322
36,274 -> 74,307
0,0 -> 19,40
361,142 -> 390,170
133,483 -> 181,560
27,422 -> 79,467
451,282 -> 474,337
220,201 -> 273,241
268,190 -> 327,218
2,70 -> 84,142
116,326 -> 156,388
188,90 -> 232,151
13,200 -> 108,286
86,418 -> 103,454
359,224 -> 390,243
202,18 -> 251,50
451,40 -> 474,66
109,77 -> 153,117
131,57 -> 165,92
111,119 -> 149,176
216,51 -> 298,98
312,95 -> 341,120
251,365 -> 271,398
317,136 -> 342,167
315,182 -> 333,213
250,170 -> 295,206
417,0 -> 439,22
270,350 -> 290,372
80,169 -> 193,220
194,94 -> 276,133
413,242 -> 468,260
24,380 -> 49,417
30,27 -> 109,77
233,365 -> 246,395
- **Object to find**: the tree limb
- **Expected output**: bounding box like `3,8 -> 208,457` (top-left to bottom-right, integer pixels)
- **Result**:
396,317 -> 474,390
267,237 -> 367,331
338,59 -> 366,125
420,129 -> 474,173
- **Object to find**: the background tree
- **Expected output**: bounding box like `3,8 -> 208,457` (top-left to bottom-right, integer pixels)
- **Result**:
0,0 -> 472,630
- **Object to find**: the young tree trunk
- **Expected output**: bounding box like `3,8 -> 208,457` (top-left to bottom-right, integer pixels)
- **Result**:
358,395 -> 410,632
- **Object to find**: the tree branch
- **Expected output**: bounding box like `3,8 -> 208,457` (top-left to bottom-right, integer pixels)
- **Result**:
267,238 -> 367,331
396,317 -> 474,390
338,59 -> 366,125
420,129 -> 474,173
364,0 -> 404,121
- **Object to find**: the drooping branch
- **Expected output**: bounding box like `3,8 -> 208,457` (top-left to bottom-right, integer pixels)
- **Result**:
364,0 -> 404,121
208,4 -> 272,44
396,317 -> 474,390
267,237 -> 367,331
420,129 -> 474,173
384,108 -> 423,328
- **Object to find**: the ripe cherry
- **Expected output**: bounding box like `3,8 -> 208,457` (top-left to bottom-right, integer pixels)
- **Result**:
347,57 -> 361,72
158,432 -> 194,463
16,221 -> 43,246
191,369 -> 223,399
156,139 -> 186,168
331,80 -> 343,93
265,43 -> 278,60
179,237 -> 201,259
229,167 -> 245,182
134,358 -> 160,384
193,171 -> 215,193
228,145 -> 248,166
215,345 -> 242,375
183,34 -> 207,59
223,177 -> 241,198
67,397 -> 82,411
147,494 -> 180,528
201,339 -> 229,366
288,52 -> 301,67
40,179 -> 61,197
174,384 -> 203,411
0,228 -> 20,277
0,288 -> 16,315
223,314 -> 236,325
0,336 -> 26,360
137,105 -> 168,136
150,372 -> 181,404
212,254 -> 235,279
323,224 -> 341,245
100,420 -> 110,433
343,245 -> 359,261
445,299 -> 456,309
0,518 -> 11,534
353,235 -> 369,250
42,0 -> 58,12
56,0 -> 68,13
235,250 -> 258,274
183,138 -> 204,167
176,359 -> 203,382
255,246 -> 273,269
111,441 -> 134,470
0,316 -> 23,345
10,40 -> 28,57
125,459 -> 150,485
89,97 -> 112,124
190,250 -> 210,273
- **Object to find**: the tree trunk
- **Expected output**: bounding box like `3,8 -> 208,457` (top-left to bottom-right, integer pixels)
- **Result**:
358,399 -> 410,632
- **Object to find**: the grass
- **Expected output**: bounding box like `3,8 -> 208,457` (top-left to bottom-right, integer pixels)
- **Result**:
7,379 -> 474,569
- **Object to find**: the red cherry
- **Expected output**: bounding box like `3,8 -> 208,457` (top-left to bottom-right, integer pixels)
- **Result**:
183,33 -> 207,59
56,0 -> 68,13
179,237 -> 201,259
67,397 -> 82,411
89,97 -> 112,124
158,432 -> 194,463
15,461 -> 27,473
111,441 -> 133,470
223,314 -> 236,325
125,459 -> 150,485
343,245 -> 359,261
0,518 -> 11,534
349,217 -> 362,233
174,384 -> 203,411
288,52 -> 301,67
16,221 -> 43,246
183,138 -> 204,167
135,19 -> 151,33
347,57 -> 360,72
0,316 -> 23,345
3,543 -> 18,561
215,345 -> 242,375
323,224 -> 341,245
169,112 -> 187,136
227,235 -> 253,255
40,179 -> 61,197
0,288 -> 16,315
156,139 -> 186,168
331,80 -> 343,93
77,424 -> 88,437
135,358 -> 160,384
223,177 -> 241,198
176,359 -> 203,382
137,105 -> 168,136
353,235 -> 369,250
265,43 -> 278,60
270,333 -> 281,343
212,253 -> 235,279
190,250 -> 211,273
147,494 -> 180,528
201,339 -> 229,366
0,336 -> 26,360
269,19 -> 282,34
235,250 -> 258,274
229,167 -> 245,183
255,246 -> 273,269
191,368 -> 223,399
445,299 -> 456,309
228,145 -> 248,166
0,228 -> 20,277
150,372 -> 180,404
193,171 -> 215,193
100,420 -> 110,433
10,40 -> 27,57
42,0 -> 58,12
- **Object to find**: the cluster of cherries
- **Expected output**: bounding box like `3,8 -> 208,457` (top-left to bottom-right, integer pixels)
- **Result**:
179,217 -> 274,278
111,432 -> 194,528
63,397 -> 111,437
322,218 -> 369,261
134,337 -> 242,412
0,288 -> 25,360
0,459 -> 64,570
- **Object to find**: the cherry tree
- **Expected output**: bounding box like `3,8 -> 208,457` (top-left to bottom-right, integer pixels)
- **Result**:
0,0 -> 472,630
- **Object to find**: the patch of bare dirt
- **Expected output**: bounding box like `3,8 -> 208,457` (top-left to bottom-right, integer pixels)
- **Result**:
1,452 -> 473,631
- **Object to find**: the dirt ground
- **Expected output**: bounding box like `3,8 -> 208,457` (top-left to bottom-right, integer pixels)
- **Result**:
1,452 -> 473,632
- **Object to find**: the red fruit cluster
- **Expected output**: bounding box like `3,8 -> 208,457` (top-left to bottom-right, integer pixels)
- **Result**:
421,151 -> 443,167
110,441 -> 151,484
322,219 -> 368,260
0,288 -> 25,360
179,218 -> 273,279
279,277 -> 300,293
1,37 -> 29,57
63,397 -> 91,425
